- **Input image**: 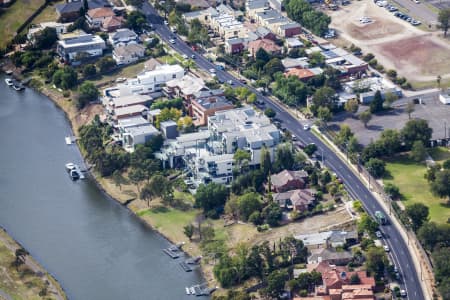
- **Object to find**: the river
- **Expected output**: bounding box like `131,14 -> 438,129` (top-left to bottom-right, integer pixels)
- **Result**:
0,75 -> 205,300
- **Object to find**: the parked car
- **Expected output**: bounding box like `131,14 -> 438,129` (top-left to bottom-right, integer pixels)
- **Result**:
227,80 -> 234,85
400,290 -> 407,297
182,54 -> 188,59
384,245 -> 390,252
169,39 -> 175,44
191,54 -> 196,59
209,68 -> 216,73
164,20 -> 169,25
376,231 -> 382,238
303,124 -> 310,130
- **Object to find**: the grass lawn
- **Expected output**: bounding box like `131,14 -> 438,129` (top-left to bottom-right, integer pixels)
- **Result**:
0,0 -> 45,48
384,149 -> 450,224
32,0 -> 64,24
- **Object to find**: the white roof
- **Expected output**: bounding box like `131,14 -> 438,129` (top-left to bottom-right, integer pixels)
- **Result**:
294,231 -> 332,246
114,104 -> 148,116
111,94 -> 151,107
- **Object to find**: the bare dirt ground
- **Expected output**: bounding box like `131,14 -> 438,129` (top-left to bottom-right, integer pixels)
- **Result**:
328,0 -> 450,83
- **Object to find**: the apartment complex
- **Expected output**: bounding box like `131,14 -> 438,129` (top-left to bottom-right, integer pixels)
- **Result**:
57,30 -> 106,62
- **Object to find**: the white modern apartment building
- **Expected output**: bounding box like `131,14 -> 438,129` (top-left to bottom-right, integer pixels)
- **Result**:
57,30 -> 106,62
117,64 -> 185,96
210,13 -> 247,39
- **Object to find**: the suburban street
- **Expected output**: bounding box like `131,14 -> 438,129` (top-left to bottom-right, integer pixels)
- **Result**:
141,2 -> 426,299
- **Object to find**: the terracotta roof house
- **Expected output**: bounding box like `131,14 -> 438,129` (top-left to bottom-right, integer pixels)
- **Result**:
285,68 -> 316,81
86,7 -> 116,29
272,188 -> 316,211
101,15 -> 123,32
248,38 -> 282,57
268,169 -> 308,192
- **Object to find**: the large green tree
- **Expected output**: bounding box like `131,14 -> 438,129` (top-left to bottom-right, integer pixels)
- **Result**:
405,203 -> 429,232
409,140 -> 427,162
369,90 -> 383,113
438,8 -> 450,37
237,192 -> 262,221
401,119 -> 432,149
77,81 -> 99,109
195,182 -> 228,217
430,169 -> 450,202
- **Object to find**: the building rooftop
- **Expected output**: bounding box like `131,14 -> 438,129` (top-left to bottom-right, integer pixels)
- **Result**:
271,169 -> 308,187
114,104 -> 148,117
285,68 -> 316,79
113,43 -> 145,56
246,0 -> 270,10
194,96 -> 233,110
160,120 -> 177,128
166,74 -> 206,96
248,38 -> 281,54
109,28 -> 138,41
126,123 -> 159,137
279,22 -> 301,30
194,89 -> 224,99
110,94 -> 151,108
282,57 -> 309,69
87,7 -> 115,19
117,116 -> 149,128
286,37 -> 304,48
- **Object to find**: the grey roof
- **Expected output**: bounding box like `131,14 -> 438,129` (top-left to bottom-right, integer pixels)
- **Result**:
110,29 -> 138,41
113,43 -> 145,57
226,38 -> 245,45
279,22 -> 301,30
329,230 -> 358,243
56,0 -> 106,14
117,116 -> 149,128
183,10 -> 203,19
255,26 -> 272,37
247,0 -> 270,9
126,123 -> 159,136
256,9 -> 281,20
194,89 -> 224,99
308,248 -> 353,262
160,120 -> 177,128
195,96 -> 232,110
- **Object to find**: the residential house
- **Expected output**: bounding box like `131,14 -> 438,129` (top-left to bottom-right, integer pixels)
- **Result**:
308,248 -> 353,265
86,7 -> 115,29
216,3 -> 243,18
248,38 -> 282,57
57,30 -> 106,62
286,37 -> 304,49
268,169 -> 309,192
109,28 -> 139,47
190,96 -> 234,126
295,231 -> 332,250
210,13 -> 247,39
278,22 -> 301,37
225,38 -> 245,54
359,88 -> 402,104
105,94 -> 151,113
117,64 -> 185,95
272,188 -> 317,211
147,109 -> 161,124
165,74 -> 207,102
322,48 -> 368,76
113,43 -> 146,65
281,57 -> 310,70
269,0 -> 284,10
254,26 -> 276,40
177,0 -> 210,9
160,120 -> 178,139
294,230 -> 358,250
55,0 -> 108,22
144,58 -> 162,71
440,89 -> 450,104
284,68 -> 318,82
112,105 -> 149,122
27,22 -> 72,42
183,7 -> 218,24
246,0 -> 270,19
117,116 -> 159,152
101,15 -> 124,32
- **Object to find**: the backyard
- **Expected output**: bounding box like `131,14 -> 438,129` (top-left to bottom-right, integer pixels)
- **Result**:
384,147 -> 450,224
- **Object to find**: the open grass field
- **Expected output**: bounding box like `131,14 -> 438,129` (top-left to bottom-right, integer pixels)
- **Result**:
32,0 -> 64,24
384,148 -> 450,224
0,0 -> 45,48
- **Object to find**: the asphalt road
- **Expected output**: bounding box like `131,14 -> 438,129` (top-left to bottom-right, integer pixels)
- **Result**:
141,3 -> 425,299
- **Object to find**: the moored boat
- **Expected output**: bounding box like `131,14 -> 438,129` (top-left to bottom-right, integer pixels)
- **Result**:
5,78 -> 13,86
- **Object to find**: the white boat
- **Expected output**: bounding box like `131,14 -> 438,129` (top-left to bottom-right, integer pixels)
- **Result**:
69,169 -> 80,181
13,84 -> 24,91
66,163 -> 85,180
5,78 -> 13,86
65,136 -> 73,145
65,163 -> 76,171
185,287 -> 190,295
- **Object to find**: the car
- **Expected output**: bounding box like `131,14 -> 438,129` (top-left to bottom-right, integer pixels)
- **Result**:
227,80 -> 234,85
384,245 -> 390,252
209,68 -> 216,73
375,231 -> 382,238
414,0 -> 420,3
191,54 -> 196,59
406,17 -> 412,22
292,135 -> 298,141
240,79 -> 247,84
303,124 -> 310,130
412,20 -> 421,25
395,271 -> 401,280
164,20 -> 169,25
400,289 -> 407,297
182,54 -> 188,59
169,39 -> 175,44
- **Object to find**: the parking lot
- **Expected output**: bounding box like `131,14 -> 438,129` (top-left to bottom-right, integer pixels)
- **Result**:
328,0 -> 450,84
329,95 -> 450,146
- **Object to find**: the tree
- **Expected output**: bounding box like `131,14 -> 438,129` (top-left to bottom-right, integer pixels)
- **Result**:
365,246 -> 388,277
317,106 -> 332,126
409,140 -> 427,162
112,170 -> 126,190
83,64 -> 97,78
147,174 -> 170,204
430,169 -> 450,201
77,81 -> 99,109
34,27 -> 57,49
311,86 -> 337,113
357,213 -> 379,235
359,110 -> 372,128
183,224 -> 194,240
96,56 -> 116,73
260,146 -> 272,176
344,99 -> 359,115
195,182 -> 228,217
129,168 -> 145,193
379,129 -> 402,156
350,273 -> 361,284
405,101 -> 415,119
384,183 -> 400,199
370,90 -> 383,113
437,75 -> 442,89
262,202 -> 282,227
264,108 -> 276,118
405,203 -> 429,232
387,69 -> 397,79
365,158 -> 386,178
237,192 -> 262,221
274,143 -> 295,170
14,248 -> 28,270
177,116 -> 194,133
438,8 -> 450,37
52,66 -> 77,90
140,182 -> 155,206
126,0 -> 143,7
304,143 -> 317,156
263,270 -> 288,298
263,58 -> 284,77
127,11 -> 147,31
255,48 -> 270,63
246,93 -> 257,104
155,107 -> 182,128
383,92 -> 398,108
401,119 -> 432,149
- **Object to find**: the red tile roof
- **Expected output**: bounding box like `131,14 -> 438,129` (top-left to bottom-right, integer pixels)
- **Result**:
87,7 -> 115,18
248,38 -> 281,54
284,68 -> 315,80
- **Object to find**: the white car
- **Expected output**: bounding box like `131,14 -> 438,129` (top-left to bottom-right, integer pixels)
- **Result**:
209,68 -> 216,73
164,20 -> 169,25
414,0 -> 420,3
169,39 -> 175,44
303,124 -> 310,130
384,245 -> 390,252
182,54 -> 188,59
375,231 -> 382,238
400,289 -> 407,297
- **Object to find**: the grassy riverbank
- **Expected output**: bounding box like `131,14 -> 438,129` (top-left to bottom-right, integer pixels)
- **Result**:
0,229 -> 66,300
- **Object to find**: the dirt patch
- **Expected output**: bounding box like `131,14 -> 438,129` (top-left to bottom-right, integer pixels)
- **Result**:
375,35 -> 450,76
346,18 -> 405,40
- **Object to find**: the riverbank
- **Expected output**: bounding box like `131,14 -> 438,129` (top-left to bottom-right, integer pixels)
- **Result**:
0,227 -> 66,300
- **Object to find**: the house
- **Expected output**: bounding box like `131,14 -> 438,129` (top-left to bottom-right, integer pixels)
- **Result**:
278,22 -> 301,37
295,230 -> 358,250
56,0 -> 109,22
254,26 -> 276,40
183,7 -> 218,24
308,248 -> 353,265
328,230 -> 358,247
210,13 -> 247,39
246,0 -> 270,19
101,15 -> 124,32
190,96 -> 234,126
286,37 -> 304,49
160,120 -> 178,139
248,38 -> 282,57
117,116 -> 159,152
225,38 -> 245,54
27,22 -> 72,42
272,188 -> 317,211
117,64 -> 185,95
281,57 -> 310,70
284,68 -> 317,82
359,88 -> 402,104
112,104 -> 149,122
57,30 -> 106,62
113,44 -> 145,65
147,109 -> 161,124
86,7 -> 115,29
322,48 -> 368,76
106,94 -> 151,112
439,89 -> 450,104
269,169 -> 309,192
109,28 -> 138,47
144,58 -> 162,71
165,74 -> 207,102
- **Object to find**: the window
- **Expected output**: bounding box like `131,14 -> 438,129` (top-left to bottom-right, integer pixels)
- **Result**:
172,74 -> 176,79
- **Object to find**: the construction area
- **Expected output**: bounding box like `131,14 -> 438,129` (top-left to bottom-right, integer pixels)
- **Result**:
328,0 -> 450,85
